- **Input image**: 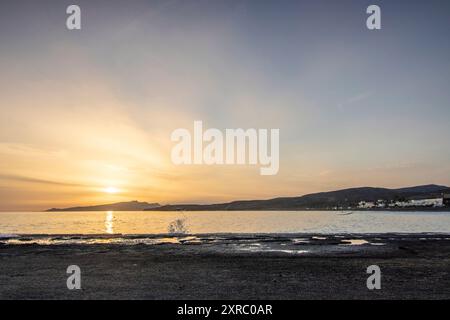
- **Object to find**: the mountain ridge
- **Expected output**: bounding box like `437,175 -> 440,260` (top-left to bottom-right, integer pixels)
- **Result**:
44,184 -> 450,212
145,184 -> 450,211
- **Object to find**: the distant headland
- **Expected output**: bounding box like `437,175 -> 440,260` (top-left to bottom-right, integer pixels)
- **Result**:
46,201 -> 160,212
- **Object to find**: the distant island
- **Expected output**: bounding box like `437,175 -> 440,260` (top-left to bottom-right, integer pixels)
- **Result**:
45,185 -> 450,212
46,201 -> 160,212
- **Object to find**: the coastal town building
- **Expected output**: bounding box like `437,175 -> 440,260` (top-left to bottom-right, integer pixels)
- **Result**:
409,198 -> 443,207
376,200 -> 386,208
444,194 -> 450,206
358,201 -> 375,209
358,197 -> 444,209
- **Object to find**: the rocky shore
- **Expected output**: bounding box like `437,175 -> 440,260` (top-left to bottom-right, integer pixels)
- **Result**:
1,233 -> 449,299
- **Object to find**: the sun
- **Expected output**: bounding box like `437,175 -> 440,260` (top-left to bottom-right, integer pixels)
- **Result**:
103,186 -> 120,194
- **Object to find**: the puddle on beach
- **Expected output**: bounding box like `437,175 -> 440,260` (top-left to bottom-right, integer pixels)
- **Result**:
341,239 -> 369,246
292,238 -> 309,244
233,243 -> 309,254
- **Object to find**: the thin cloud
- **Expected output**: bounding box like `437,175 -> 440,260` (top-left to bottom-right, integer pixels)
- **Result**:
0,174 -> 84,187
337,91 -> 373,110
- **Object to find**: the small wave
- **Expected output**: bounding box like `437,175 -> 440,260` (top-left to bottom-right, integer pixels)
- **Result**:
0,235 -> 206,246
0,234 -> 19,239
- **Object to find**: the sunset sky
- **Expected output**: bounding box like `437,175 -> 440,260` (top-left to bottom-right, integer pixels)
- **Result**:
1,0 -> 450,211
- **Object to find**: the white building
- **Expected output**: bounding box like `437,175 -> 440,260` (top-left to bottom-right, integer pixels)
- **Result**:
393,198 -> 443,208
359,198 -> 444,208
358,201 -> 375,209
409,198 -> 443,207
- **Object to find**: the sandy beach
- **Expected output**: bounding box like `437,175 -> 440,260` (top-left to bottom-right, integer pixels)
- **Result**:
1,234 -> 449,300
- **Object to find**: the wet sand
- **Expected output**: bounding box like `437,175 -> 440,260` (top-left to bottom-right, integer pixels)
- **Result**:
1,234 -> 450,299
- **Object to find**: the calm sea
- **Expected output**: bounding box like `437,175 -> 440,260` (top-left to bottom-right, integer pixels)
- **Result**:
1,210 -> 450,235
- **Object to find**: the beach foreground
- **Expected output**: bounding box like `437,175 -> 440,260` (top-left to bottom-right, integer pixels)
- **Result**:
1,234 -> 449,299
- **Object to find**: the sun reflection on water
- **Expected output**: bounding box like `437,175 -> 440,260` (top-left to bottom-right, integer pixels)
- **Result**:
105,211 -> 114,234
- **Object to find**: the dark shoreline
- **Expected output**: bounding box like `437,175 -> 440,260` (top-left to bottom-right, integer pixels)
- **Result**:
1,233 -> 450,299
35,207 -> 450,212
145,208 -> 450,212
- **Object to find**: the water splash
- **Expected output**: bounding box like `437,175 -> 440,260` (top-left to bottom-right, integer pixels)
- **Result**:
167,218 -> 189,234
